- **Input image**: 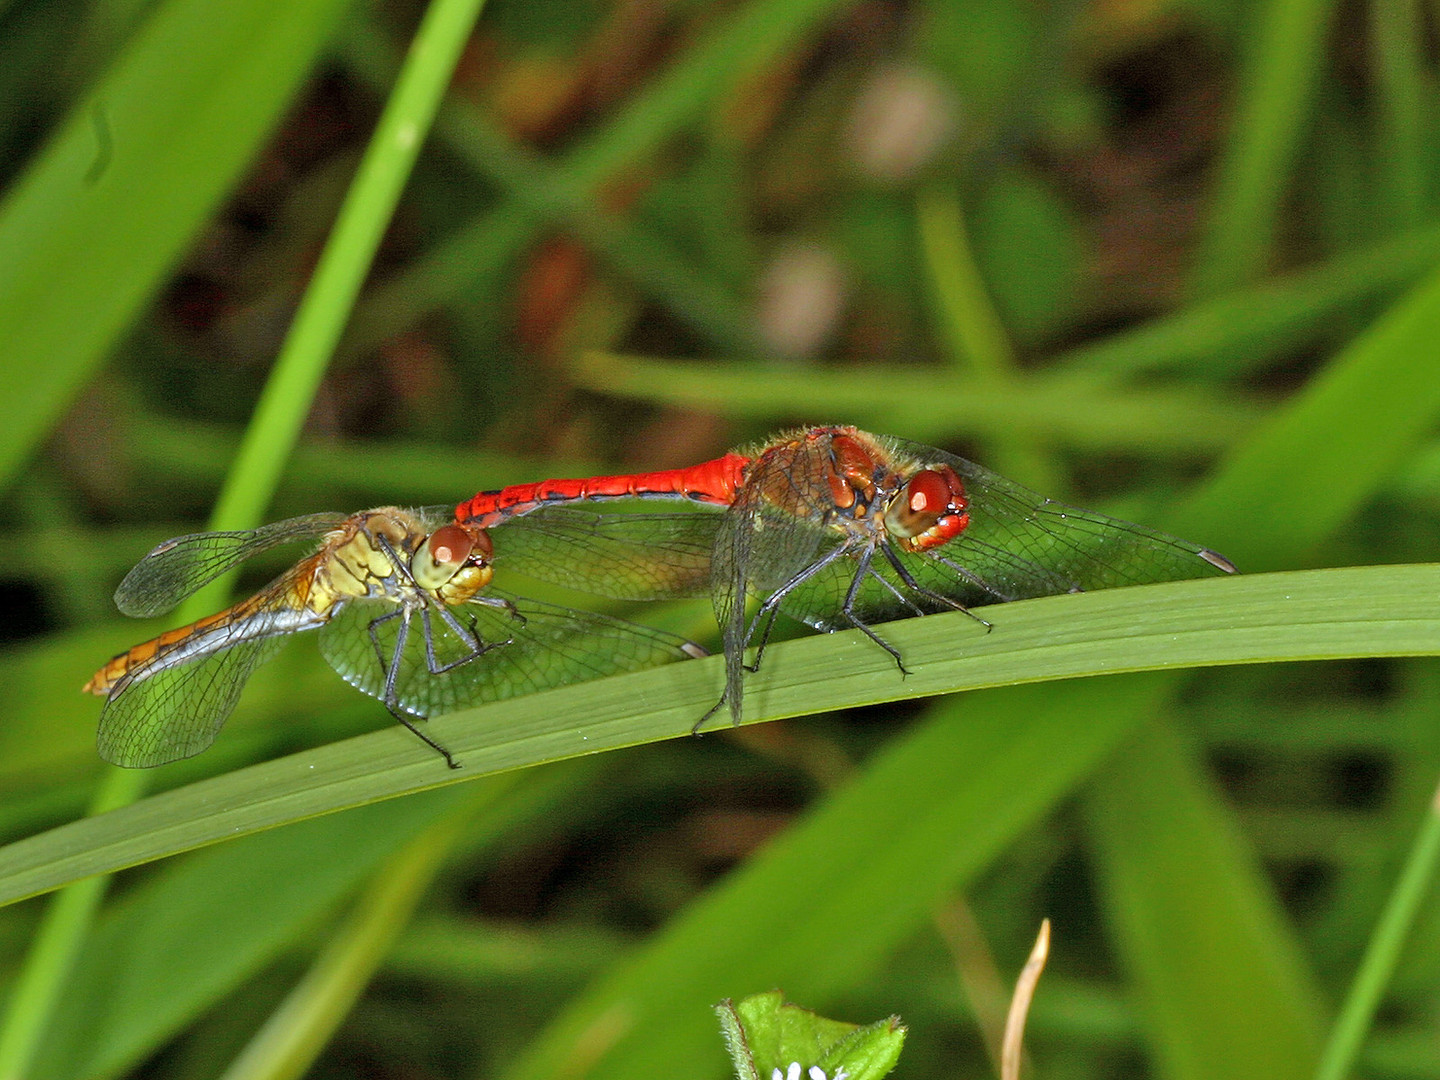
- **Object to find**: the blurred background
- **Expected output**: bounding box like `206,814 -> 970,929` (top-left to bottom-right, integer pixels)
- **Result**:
2,0 -> 1440,1077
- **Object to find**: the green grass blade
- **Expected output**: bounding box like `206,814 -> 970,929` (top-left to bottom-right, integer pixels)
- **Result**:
2,563 -> 1437,905
341,0 -> 856,358
28,790 -> 468,1080
552,0 -> 850,194
209,0 -> 491,531
217,795 -> 489,1080
503,675 -> 1169,1080
1053,221 -> 1440,383
917,183 -> 1055,487
1079,238 -> 1440,1080
334,17 -> 758,356
1369,0 -> 1428,230
117,417 -> 608,508
1170,258 -> 1440,565
572,351 -> 1259,453
0,0 -> 351,491
0,865 -> 112,1078
1,0 -> 374,1032
918,185 -> 1016,379
25,765 -> 589,1080
1084,719 -> 1327,1080
1313,779 -> 1440,1080
1190,0 -> 1342,295
0,768 -> 143,1078
3,1 -> 491,1071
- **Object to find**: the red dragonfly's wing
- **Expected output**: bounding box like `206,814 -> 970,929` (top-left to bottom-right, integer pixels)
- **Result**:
881,435 -> 1236,597
481,507 -> 722,601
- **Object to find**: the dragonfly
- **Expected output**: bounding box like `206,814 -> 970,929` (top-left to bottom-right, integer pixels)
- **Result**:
455,425 -> 1237,727
86,506 -> 705,769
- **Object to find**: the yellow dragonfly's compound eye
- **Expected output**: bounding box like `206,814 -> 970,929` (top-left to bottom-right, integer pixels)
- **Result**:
412,524 -> 477,589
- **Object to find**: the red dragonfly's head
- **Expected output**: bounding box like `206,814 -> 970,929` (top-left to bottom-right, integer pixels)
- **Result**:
882,466 -> 970,553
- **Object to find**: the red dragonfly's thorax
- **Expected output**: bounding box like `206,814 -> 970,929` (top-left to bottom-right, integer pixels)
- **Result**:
750,428 -> 971,552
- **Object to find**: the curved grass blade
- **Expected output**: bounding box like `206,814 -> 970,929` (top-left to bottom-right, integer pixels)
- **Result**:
2,563 -> 1438,906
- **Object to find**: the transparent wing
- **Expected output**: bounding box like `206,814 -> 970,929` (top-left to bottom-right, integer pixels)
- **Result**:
884,436 -> 1237,593
710,452 -> 833,721
770,541 -> 1027,632
485,507 -> 721,600
719,432 -> 1235,634
96,633 -> 286,767
115,513 -> 347,617
318,589 -> 704,717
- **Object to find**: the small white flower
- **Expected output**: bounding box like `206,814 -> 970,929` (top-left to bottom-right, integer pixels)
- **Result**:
770,1066 -> 848,1080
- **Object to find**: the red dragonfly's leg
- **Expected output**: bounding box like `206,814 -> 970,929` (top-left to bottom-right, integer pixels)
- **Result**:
874,542 -> 993,630
691,692 -> 730,735
829,545 -> 910,676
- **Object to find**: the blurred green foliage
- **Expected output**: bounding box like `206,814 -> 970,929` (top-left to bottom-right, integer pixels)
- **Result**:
1,0 -> 1440,1078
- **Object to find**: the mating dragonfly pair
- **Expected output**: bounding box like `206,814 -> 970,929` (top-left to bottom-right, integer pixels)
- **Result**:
87,425 -> 1236,768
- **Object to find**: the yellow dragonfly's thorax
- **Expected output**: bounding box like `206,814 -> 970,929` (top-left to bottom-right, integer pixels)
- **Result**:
312,509 -> 495,611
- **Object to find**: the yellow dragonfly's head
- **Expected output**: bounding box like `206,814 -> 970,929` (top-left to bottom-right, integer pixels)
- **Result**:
412,522 -> 494,603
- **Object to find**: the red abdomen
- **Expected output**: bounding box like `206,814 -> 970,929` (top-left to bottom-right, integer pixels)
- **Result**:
456,452 -> 749,527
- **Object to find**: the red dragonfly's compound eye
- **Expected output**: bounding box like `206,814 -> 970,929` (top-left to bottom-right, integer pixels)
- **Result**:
886,467 -> 969,551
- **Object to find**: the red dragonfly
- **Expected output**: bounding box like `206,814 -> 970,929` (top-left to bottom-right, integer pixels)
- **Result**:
86,507 -> 704,768
455,425 -> 1237,726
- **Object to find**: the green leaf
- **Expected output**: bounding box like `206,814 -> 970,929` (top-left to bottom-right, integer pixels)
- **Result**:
26,763 -> 590,1080
1190,0 -> 1343,294
1084,719 -> 1326,1080
717,992 -> 905,1080
0,0 -> 352,490
3,564 -> 1436,907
